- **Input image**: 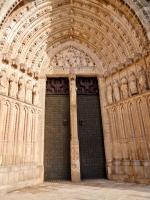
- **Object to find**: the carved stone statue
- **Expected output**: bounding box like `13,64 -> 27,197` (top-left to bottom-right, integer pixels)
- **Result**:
0,68 -> 9,96
106,82 -> 113,104
51,56 -> 57,68
9,73 -> 18,98
113,79 -> 120,102
17,76 -> 25,101
64,55 -> 71,68
57,54 -> 63,67
32,83 -> 39,106
25,80 -> 32,104
70,66 -> 77,103
120,76 -> 128,99
128,71 -> 138,95
137,66 -> 148,92
81,53 -> 88,67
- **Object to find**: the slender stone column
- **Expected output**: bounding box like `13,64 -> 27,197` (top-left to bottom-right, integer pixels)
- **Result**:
69,69 -> 81,182
97,76 -> 113,179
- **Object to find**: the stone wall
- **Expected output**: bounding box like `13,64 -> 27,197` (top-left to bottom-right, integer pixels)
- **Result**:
0,54 -> 42,192
105,54 -> 150,184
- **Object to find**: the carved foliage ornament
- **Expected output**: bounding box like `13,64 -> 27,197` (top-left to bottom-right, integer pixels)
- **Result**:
50,47 -> 96,69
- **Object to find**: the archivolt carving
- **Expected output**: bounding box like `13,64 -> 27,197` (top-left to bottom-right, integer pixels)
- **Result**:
0,0 -> 148,77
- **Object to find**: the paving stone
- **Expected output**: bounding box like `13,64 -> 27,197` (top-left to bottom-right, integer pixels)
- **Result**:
0,180 -> 150,200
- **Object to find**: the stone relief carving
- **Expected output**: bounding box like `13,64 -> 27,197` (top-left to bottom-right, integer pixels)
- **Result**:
128,71 -> 138,95
0,68 -> 9,96
9,73 -> 18,98
137,66 -> 148,92
113,79 -> 120,102
50,47 -> 95,69
17,76 -> 25,101
106,82 -> 113,104
25,80 -> 32,104
120,76 -> 128,99
32,83 -> 39,106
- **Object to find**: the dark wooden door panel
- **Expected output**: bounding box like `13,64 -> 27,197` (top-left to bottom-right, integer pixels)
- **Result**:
77,77 -> 106,179
44,78 -> 70,181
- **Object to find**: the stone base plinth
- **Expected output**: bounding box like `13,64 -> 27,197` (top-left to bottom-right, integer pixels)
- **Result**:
109,160 -> 150,184
0,164 -> 43,194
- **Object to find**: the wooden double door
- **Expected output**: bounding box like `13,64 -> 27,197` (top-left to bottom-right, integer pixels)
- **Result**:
44,77 -> 106,181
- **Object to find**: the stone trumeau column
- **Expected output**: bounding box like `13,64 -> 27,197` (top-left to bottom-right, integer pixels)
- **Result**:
98,76 -> 113,179
69,66 -> 81,182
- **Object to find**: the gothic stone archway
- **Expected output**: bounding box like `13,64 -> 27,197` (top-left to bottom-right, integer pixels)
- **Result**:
42,44 -> 109,182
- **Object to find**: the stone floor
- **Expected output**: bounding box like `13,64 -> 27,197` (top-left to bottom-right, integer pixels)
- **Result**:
1,179 -> 150,200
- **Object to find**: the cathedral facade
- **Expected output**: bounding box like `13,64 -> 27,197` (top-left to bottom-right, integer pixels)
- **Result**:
0,0 -> 150,192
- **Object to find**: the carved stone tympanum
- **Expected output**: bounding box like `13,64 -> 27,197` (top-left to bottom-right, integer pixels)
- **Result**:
50,47 -> 95,69
0,68 -> 9,96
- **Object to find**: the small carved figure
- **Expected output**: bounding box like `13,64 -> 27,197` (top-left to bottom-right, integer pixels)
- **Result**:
113,79 -> 120,102
106,82 -> 113,104
57,54 -> 63,67
17,76 -> 25,101
81,53 -> 88,67
0,68 -> 9,96
9,73 -> 18,98
32,83 -> 39,106
64,55 -> 71,68
70,79 -> 77,103
137,66 -> 148,92
128,71 -> 138,95
120,76 -> 128,99
25,80 -> 32,104
51,56 -> 57,68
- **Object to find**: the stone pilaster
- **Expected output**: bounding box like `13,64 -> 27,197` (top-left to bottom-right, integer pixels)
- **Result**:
69,72 -> 81,182
98,76 -> 113,179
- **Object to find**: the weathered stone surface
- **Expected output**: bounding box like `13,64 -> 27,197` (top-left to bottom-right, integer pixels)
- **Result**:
0,0 -> 150,192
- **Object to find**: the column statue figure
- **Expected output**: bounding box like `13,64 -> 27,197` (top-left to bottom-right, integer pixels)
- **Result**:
113,79 -> 120,102
25,80 -> 32,104
17,76 -> 25,101
32,83 -> 39,106
128,71 -> 138,95
106,82 -> 113,104
0,68 -> 9,96
120,76 -> 128,99
9,73 -> 18,98
137,66 -> 148,92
